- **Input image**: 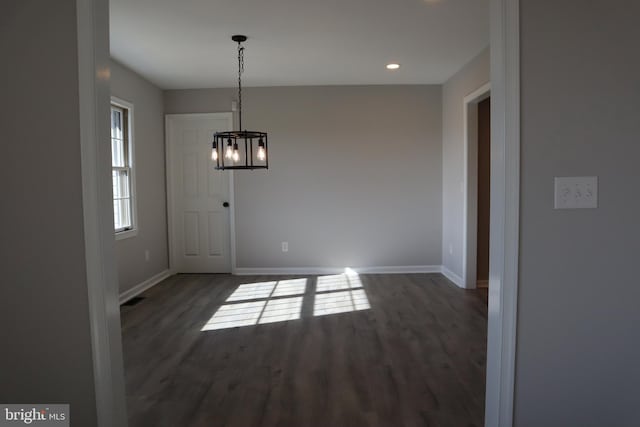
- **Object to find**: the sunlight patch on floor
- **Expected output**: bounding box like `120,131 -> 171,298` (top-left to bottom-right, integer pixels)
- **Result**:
313,289 -> 370,316
201,279 -> 307,331
272,278 -> 307,297
259,296 -> 304,324
201,269 -> 371,331
314,270 -> 369,316
201,300 -> 266,330
226,281 -> 277,302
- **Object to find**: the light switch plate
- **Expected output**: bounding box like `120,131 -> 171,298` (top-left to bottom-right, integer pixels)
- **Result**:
554,176 -> 598,209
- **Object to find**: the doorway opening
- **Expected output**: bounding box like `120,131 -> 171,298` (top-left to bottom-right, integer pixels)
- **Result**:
476,97 -> 491,289
80,0 -> 521,425
463,83 -> 491,289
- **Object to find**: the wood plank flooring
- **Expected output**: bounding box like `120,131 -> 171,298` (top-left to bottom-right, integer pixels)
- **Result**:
121,273 -> 487,427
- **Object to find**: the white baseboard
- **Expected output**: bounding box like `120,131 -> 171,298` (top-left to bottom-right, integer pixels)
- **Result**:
440,266 -> 464,288
119,269 -> 173,304
235,267 -> 343,276
234,265 -> 441,276
357,265 -> 441,274
118,266 -> 470,296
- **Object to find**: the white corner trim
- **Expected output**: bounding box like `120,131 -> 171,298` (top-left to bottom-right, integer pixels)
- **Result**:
485,0 -> 520,426
440,266 -> 464,288
77,0 -> 128,425
234,265 -> 441,276
464,82 -> 492,105
119,269 -> 173,304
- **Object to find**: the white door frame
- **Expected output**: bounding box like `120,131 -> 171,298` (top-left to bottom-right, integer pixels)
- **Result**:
165,113 -> 237,274
485,0 -> 520,425
81,0 -> 520,424
77,0 -> 129,425
462,82 -> 491,290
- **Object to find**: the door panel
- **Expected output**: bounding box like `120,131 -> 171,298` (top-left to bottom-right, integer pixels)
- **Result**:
207,211 -> 224,256
168,114 -> 232,273
183,211 -> 200,256
183,153 -> 198,196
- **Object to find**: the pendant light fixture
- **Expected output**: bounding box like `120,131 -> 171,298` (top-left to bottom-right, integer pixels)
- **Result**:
211,35 -> 268,170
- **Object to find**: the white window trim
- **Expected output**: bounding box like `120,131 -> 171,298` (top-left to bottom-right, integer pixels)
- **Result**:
111,96 -> 138,240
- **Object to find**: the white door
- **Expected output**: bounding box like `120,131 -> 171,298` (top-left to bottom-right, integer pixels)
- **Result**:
167,113 -> 233,273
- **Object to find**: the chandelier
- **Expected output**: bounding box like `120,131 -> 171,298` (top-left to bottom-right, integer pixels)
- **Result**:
211,35 -> 268,170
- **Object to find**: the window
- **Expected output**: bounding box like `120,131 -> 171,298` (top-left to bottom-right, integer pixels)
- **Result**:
110,98 -> 137,239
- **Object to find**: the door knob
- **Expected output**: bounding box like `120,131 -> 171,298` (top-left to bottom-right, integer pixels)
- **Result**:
223,202 -> 230,208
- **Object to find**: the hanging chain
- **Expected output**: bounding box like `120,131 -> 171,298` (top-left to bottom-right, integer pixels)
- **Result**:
237,43 -> 245,131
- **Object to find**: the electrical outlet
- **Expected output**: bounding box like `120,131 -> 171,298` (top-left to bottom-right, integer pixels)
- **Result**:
554,176 -> 598,209
145,249 -> 150,262
281,242 -> 288,252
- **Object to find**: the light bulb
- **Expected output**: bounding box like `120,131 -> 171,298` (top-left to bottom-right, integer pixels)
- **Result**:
232,142 -> 240,162
225,144 -> 233,159
211,148 -> 218,161
257,146 -> 266,161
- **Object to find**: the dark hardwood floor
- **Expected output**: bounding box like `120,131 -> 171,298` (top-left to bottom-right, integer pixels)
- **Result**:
121,273 -> 487,427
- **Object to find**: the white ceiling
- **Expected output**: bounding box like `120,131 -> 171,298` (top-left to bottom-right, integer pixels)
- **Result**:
109,0 -> 489,90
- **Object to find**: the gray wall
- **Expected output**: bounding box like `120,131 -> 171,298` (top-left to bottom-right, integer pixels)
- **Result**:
165,86 -> 443,269
0,1 -> 98,425
111,60 -> 169,293
441,48 -> 490,279
515,1 -> 640,426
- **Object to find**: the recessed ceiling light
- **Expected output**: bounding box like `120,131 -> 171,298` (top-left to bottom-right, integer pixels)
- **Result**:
386,63 -> 400,70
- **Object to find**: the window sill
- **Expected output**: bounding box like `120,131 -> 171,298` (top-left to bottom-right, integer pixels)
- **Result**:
115,228 -> 138,241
